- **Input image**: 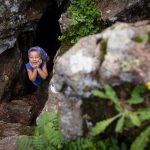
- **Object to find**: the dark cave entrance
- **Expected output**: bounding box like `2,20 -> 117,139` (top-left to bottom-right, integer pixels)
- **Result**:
18,0 -> 69,95
8,0 -> 69,125
33,2 -> 61,70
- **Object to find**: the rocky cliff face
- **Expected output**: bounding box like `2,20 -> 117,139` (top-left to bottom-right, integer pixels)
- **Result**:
0,0 -> 49,54
0,0 -> 69,101
98,0 -> 150,22
0,1 -> 68,148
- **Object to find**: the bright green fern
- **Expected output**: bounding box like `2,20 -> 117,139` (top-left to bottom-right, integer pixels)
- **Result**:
17,112 -> 64,150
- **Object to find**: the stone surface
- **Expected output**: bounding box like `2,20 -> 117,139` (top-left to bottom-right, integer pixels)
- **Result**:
0,0 -> 49,54
0,45 -> 22,101
50,34 -> 101,139
0,100 -> 32,125
49,21 -> 150,139
0,136 -> 18,150
0,135 -> 26,150
99,21 -> 150,85
98,0 -> 150,22
0,121 -> 23,138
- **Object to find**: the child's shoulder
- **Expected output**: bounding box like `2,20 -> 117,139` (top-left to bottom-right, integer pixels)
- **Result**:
25,62 -> 33,70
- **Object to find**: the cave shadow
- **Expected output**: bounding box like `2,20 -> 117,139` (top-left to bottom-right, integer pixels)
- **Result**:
24,0 -> 67,94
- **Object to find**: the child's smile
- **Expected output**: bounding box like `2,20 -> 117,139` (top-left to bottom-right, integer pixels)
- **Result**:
29,51 -> 41,64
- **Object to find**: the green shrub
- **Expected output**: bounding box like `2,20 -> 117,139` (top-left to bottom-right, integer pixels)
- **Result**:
17,112 -> 127,150
59,0 -> 106,44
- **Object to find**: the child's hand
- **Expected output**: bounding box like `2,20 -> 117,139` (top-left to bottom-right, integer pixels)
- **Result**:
37,59 -> 42,67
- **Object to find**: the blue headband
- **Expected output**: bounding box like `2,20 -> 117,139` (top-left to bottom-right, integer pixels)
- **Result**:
28,46 -> 49,61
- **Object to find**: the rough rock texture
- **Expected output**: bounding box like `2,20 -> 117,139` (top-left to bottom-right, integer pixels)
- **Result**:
0,0 -> 49,54
0,121 -> 23,137
0,0 -> 48,100
100,21 -> 150,84
0,100 -> 32,125
0,135 -> 26,150
98,0 -> 150,22
0,136 -> 18,150
0,45 -> 22,101
49,21 -> 150,139
50,34 -> 102,139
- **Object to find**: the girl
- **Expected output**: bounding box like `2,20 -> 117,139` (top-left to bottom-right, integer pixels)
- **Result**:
25,46 -> 49,87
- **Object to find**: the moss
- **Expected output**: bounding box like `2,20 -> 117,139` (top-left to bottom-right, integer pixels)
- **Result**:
59,40 -> 72,56
132,34 -> 150,43
99,39 -> 107,63
19,126 -> 35,136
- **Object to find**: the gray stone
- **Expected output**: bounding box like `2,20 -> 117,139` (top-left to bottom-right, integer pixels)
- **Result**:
49,21 -> 150,139
98,0 -> 150,22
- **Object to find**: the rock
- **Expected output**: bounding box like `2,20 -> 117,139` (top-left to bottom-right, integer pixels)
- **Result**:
0,136 -> 18,150
0,0 -> 48,54
50,34 -> 101,139
0,121 -> 23,138
49,21 -> 150,139
99,21 -> 150,85
0,100 -> 32,125
0,45 -> 22,101
0,135 -> 26,150
98,0 -> 150,22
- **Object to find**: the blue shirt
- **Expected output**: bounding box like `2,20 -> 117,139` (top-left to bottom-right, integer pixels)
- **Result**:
25,62 -> 44,86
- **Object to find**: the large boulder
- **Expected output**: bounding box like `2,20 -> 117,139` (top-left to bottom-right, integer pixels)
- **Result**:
48,21 -> 150,139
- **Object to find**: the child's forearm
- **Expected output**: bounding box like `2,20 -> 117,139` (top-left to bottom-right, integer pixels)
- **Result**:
29,69 -> 38,81
37,68 -> 48,79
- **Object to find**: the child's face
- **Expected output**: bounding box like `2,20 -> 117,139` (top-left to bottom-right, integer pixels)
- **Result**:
28,51 -> 41,64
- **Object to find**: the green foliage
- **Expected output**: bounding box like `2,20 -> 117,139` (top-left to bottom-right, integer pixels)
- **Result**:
92,114 -> 121,135
127,85 -> 146,104
64,137 -> 126,150
17,136 -> 33,150
133,34 -> 150,43
17,112 -> 64,150
59,0 -> 106,44
17,112 -> 127,150
130,126 -> 150,150
92,84 -> 149,135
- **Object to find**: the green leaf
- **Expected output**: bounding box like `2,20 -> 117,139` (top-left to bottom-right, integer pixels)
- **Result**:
137,108 -> 150,122
104,85 -> 120,106
130,126 -> 150,150
92,89 -> 108,99
115,115 -> 125,133
127,85 -> 146,105
129,112 -> 141,127
92,114 -> 120,136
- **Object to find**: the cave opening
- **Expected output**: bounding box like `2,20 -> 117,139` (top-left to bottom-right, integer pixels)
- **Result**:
9,0 -> 68,125
17,0 -> 69,96
33,1 -> 62,70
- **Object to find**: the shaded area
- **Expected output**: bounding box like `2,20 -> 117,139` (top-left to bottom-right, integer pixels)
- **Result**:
33,0 -> 69,70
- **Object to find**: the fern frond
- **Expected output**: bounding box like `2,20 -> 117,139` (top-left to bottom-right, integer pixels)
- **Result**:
130,126 -> 150,150
17,136 -> 33,150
